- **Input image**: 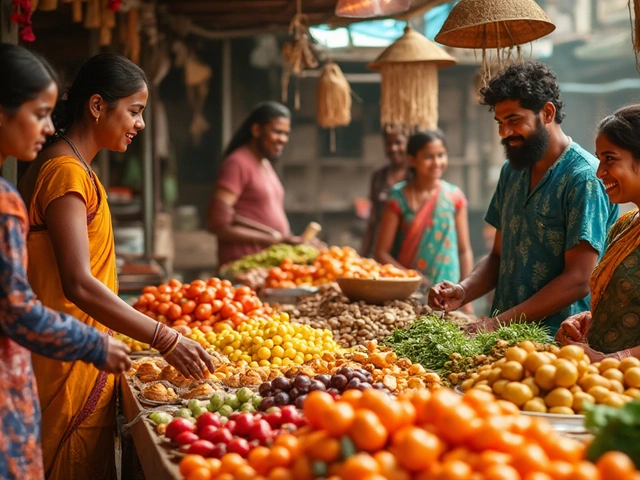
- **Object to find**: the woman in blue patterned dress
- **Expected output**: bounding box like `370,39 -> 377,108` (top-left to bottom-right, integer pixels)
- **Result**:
375,130 -> 474,309
0,44 -> 131,480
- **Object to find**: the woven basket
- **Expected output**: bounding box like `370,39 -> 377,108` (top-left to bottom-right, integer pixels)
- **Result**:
317,62 -> 351,129
368,26 -> 456,134
435,0 -> 555,49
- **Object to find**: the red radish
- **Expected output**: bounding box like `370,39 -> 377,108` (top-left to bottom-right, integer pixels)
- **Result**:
249,419 -> 272,443
234,413 -> 255,436
211,443 -> 227,459
198,425 -> 219,443
210,428 -> 233,445
165,418 -> 196,441
187,439 -> 215,457
174,431 -> 198,446
227,437 -> 251,457
265,410 -> 283,429
196,412 -> 221,432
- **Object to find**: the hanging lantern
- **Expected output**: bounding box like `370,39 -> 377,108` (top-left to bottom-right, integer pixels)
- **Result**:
335,0 -> 410,18
368,25 -> 457,134
435,0 -> 554,80
317,61 -> 352,152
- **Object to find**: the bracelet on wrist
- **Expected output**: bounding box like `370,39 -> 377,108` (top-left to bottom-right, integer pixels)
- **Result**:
161,332 -> 182,357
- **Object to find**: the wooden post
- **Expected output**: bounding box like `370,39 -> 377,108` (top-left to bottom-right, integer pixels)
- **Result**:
141,46 -> 155,257
221,39 -> 232,149
1,0 -> 18,184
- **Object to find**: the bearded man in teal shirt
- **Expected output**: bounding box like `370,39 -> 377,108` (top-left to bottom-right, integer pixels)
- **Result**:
429,62 -> 618,335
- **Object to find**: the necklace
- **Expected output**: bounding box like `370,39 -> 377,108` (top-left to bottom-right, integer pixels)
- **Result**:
409,183 -> 437,211
61,135 -> 100,194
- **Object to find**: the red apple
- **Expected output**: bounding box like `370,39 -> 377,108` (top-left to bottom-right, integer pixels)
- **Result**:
210,427 -> 233,445
279,406 -> 300,424
227,437 -> 251,457
234,413 -> 255,436
211,442 -> 227,459
198,425 -> 219,443
249,419 -> 272,443
174,431 -> 199,446
165,418 -> 196,441
187,439 -> 215,457
265,410 -> 283,429
196,412 -> 222,432
225,420 -> 237,434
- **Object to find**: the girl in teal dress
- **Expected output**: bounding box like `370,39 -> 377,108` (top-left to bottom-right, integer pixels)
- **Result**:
375,131 -> 474,303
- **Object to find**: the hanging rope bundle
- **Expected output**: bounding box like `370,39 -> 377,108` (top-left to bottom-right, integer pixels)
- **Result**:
379,62 -> 438,133
629,0 -> 640,70
281,0 -> 318,110
368,25 -> 456,135
317,61 -> 351,151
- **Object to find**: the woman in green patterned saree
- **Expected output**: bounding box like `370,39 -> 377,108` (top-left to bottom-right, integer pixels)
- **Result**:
557,105 -> 640,362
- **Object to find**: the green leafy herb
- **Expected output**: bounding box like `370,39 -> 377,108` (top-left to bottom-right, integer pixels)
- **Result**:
584,401 -> 640,468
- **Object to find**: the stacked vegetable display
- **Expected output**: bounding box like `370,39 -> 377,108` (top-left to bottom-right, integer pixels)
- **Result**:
464,344 -> 640,414
179,387 -> 640,480
265,246 -> 418,289
132,278 -> 272,331
223,244 -> 319,275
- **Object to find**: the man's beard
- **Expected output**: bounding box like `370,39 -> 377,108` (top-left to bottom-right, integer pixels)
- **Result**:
258,138 -> 281,164
502,118 -> 550,171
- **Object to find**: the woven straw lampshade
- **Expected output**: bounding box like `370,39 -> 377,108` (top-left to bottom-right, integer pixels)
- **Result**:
368,25 -> 457,133
434,0 -> 555,49
335,0 -> 410,18
317,61 -> 352,152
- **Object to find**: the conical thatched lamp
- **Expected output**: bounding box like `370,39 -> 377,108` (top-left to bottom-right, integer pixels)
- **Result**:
335,0 -> 410,18
368,25 -> 457,133
434,0 -> 555,49
317,61 -> 352,152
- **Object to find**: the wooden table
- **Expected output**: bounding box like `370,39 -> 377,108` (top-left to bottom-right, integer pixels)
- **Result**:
120,376 -> 182,480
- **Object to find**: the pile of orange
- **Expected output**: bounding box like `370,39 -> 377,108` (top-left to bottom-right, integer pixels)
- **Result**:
132,278 -> 272,331
179,387 -> 640,480
265,246 -> 418,289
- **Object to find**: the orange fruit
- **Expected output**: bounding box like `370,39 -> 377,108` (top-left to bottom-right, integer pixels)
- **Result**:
341,453 -> 380,480
268,467 -> 294,480
248,446 -> 270,475
439,460 -> 473,480
321,401 -> 355,437
523,474 -> 553,480
512,444 -> 551,475
596,451 -> 636,480
206,459 -> 221,476
186,467 -> 212,480
547,461 -> 573,480
350,409 -> 388,452
267,446 -> 293,470
435,402 -> 479,446
475,451 -> 512,472
180,455 -> 212,477
484,464 -> 521,480
274,435 -> 300,457
235,465 -> 258,480
290,456 -> 312,480
220,453 -> 245,474
303,391 -> 335,429
391,426 -> 445,472
571,461 -> 600,480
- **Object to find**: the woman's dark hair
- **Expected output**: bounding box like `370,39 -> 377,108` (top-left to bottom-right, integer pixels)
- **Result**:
53,53 -> 148,134
598,105 -> 640,163
406,129 -> 447,157
222,101 -> 290,158
479,61 -> 566,124
0,43 -> 57,114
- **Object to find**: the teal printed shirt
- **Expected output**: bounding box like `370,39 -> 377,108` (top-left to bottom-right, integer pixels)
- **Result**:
484,142 -> 619,334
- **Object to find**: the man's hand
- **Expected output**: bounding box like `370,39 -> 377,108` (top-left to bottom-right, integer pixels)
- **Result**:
428,281 -> 465,312
464,316 -> 500,334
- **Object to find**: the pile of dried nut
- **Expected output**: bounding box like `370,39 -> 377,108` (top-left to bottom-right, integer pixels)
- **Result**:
295,342 -> 442,392
283,284 -> 429,347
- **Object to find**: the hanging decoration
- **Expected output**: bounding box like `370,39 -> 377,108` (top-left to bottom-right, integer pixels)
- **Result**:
368,25 -> 457,134
317,61 -> 352,153
335,0 -> 410,18
281,0 -> 319,110
10,0 -> 35,41
630,0 -> 640,70
173,42 -> 213,146
435,0 -> 555,83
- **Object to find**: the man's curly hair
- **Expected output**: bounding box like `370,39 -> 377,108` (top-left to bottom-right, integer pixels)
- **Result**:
479,62 -> 566,124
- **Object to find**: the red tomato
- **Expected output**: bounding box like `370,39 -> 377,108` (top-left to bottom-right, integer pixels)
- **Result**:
198,289 -> 215,304
240,296 -> 260,313
167,303 -> 182,321
234,286 -> 253,299
195,303 -> 213,321
211,299 -> 224,314
157,302 -> 171,316
220,303 -> 238,319
186,284 -> 205,299
142,286 -> 157,294
231,313 -> 248,327
157,284 -> 173,294
182,300 -> 197,315
170,291 -> 184,303
168,279 -> 182,289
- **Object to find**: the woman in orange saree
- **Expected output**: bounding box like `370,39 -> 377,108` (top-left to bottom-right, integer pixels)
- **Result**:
557,105 -> 640,362
18,54 -> 214,480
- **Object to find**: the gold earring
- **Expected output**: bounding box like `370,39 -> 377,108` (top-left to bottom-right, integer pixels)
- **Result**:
95,116 -> 99,124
